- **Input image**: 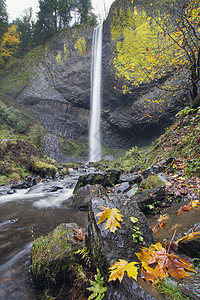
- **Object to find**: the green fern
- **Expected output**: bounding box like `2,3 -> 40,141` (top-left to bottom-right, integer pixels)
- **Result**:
87,269 -> 107,300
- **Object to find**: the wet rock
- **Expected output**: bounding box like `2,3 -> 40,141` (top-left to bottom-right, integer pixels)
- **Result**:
103,155 -> 115,161
130,166 -> 140,173
7,189 -> 16,194
126,184 -> 139,198
65,184 -> 107,210
11,176 -> 37,189
142,157 -> 174,178
86,194 -> 155,273
112,182 -> 130,194
178,223 -> 200,258
179,272 -> 200,300
119,174 -> 142,184
133,186 -> 166,214
43,134 -> 67,163
86,193 -> 156,298
105,275 -> 157,300
30,223 -> 84,288
48,186 -> 63,192
74,169 -> 120,191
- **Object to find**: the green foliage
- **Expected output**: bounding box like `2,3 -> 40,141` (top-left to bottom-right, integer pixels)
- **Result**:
0,0 -> 8,39
185,157 -> 200,177
107,146 -> 146,172
30,157 -> 58,178
176,107 -> 196,118
130,217 -> 144,243
31,226 -> 74,283
12,8 -> 35,56
75,247 -> 91,267
34,0 -> 96,46
0,102 -> 27,132
87,268 -> 107,300
16,119 -> 27,133
157,279 -> 190,300
7,112 -> 17,126
59,136 -> 88,158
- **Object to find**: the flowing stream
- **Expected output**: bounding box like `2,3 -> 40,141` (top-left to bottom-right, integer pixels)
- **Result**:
89,24 -> 103,162
0,170 -> 88,299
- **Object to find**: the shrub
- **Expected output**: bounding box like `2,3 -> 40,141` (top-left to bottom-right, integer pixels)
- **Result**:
17,120 -> 27,133
7,112 -> 17,126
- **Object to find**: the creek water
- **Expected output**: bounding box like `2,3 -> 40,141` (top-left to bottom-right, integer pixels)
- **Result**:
89,24 -> 103,162
0,171 -> 88,299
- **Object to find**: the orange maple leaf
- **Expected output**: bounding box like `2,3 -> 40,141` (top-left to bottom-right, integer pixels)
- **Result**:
96,206 -> 123,233
175,200 -> 200,215
176,230 -> 200,244
135,242 -> 196,283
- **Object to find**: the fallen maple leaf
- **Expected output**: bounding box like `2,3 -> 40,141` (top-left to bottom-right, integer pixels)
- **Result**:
176,199 -> 200,215
191,200 -> 200,208
108,259 -> 138,283
96,206 -> 123,233
135,242 -> 196,283
73,227 -> 86,241
176,231 -> 200,244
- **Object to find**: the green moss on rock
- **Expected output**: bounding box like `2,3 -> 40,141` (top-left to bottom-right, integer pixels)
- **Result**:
31,223 -> 84,288
30,157 -> 58,178
140,174 -> 164,190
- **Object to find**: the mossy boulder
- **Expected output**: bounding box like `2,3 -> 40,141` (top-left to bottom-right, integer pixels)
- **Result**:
30,223 -> 84,288
140,174 -> 164,190
74,170 -> 121,192
30,157 -> 58,178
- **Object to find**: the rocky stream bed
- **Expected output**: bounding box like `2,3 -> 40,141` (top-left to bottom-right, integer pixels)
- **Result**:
1,160 -> 199,299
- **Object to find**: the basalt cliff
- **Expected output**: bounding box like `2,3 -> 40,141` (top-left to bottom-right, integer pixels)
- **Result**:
0,0 -> 189,157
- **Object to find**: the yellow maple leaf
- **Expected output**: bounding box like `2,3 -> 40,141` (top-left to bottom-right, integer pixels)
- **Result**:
190,200 -> 200,208
96,207 -> 123,233
108,259 -> 138,283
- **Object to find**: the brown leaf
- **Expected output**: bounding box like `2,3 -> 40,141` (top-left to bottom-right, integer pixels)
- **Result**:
73,227 -> 86,241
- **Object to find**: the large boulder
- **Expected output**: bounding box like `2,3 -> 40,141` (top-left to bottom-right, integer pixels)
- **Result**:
85,191 -> 157,299
30,223 -> 84,288
64,184 -> 107,210
74,169 -> 120,191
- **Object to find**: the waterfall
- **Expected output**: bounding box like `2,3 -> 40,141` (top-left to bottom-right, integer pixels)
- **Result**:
89,24 -> 103,162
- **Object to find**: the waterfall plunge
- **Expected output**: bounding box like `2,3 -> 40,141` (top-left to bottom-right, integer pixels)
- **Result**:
89,24 -> 103,162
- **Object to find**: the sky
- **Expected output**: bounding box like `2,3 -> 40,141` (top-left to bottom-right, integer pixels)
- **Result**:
6,0 -> 115,22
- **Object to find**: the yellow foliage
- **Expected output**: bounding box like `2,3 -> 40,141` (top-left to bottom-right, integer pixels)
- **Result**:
110,5 -> 187,89
0,25 -> 21,66
74,37 -> 86,56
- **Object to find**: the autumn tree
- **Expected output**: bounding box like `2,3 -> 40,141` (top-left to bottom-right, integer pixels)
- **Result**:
147,0 -> 200,107
0,24 -> 21,67
112,0 -> 199,107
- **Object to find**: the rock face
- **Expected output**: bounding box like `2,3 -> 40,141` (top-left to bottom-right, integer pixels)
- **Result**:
0,0 -> 189,156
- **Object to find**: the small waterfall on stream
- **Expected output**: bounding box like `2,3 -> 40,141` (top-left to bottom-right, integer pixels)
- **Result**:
89,24 -> 103,162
